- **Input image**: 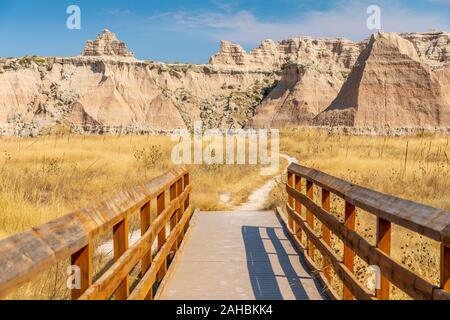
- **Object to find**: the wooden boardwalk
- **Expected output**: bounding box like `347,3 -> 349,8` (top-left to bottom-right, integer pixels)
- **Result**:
157,211 -> 326,300
1,166 -> 448,300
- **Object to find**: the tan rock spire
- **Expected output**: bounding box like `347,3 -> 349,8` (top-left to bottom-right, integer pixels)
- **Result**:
314,32 -> 450,128
82,29 -> 134,58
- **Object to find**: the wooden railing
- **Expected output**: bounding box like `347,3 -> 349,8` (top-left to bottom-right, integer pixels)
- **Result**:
0,167 -> 192,300
282,163 -> 450,300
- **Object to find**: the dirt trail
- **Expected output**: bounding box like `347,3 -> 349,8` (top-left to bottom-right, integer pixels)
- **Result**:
99,153 -> 298,255
235,153 -> 298,211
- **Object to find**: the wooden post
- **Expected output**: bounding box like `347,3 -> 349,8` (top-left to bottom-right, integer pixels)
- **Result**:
343,201 -> 356,300
287,172 -> 294,230
140,201 -> 153,300
140,202 -> 151,277
157,191 -> 166,282
113,218 -> 129,300
184,173 -> 190,187
376,217 -> 391,300
177,178 -> 184,214
70,243 -> 92,300
306,180 -> 314,259
184,173 -> 190,210
441,244 -> 450,293
170,183 -> 178,227
183,173 -> 191,234
321,188 -> 331,283
294,175 -> 302,240
176,178 -> 184,247
169,183 -> 178,253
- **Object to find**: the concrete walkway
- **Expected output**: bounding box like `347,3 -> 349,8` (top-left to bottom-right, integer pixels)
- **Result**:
157,211 -> 326,300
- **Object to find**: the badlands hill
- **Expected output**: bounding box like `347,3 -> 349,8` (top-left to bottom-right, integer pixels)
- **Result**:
314,32 -> 450,129
0,28 -> 449,136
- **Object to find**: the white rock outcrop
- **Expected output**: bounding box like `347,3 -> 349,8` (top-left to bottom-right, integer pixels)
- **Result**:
82,29 -> 134,59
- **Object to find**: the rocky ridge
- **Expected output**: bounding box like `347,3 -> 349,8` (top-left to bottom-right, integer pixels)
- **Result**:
209,37 -> 363,70
82,29 -> 135,59
314,32 -> 450,129
0,29 -> 449,136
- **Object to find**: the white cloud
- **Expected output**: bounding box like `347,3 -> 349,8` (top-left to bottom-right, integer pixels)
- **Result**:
106,9 -> 133,17
148,1 -> 450,47
210,0 -> 239,13
427,0 -> 450,6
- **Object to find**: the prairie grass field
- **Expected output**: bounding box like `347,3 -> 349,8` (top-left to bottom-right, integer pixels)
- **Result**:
0,133 -> 274,299
0,128 -> 449,299
268,128 -> 450,299
0,134 -> 272,239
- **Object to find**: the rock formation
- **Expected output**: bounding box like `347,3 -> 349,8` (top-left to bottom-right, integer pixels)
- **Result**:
400,31 -> 450,68
82,29 -> 134,58
0,29 -> 449,136
209,41 -> 248,66
314,32 -> 450,129
209,37 -> 363,70
247,63 -> 345,128
0,55 -> 278,135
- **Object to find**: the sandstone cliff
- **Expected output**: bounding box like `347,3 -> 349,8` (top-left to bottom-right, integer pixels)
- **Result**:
400,31 -> 450,68
314,32 -> 450,129
0,29 -> 449,136
209,37 -> 362,70
0,30 -> 282,136
246,63 -> 345,128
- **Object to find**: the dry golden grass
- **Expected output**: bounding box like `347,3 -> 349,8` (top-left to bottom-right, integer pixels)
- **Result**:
1,128 -> 449,299
268,128 -> 450,299
0,135 -> 169,237
0,134 -> 272,238
0,133 -> 281,300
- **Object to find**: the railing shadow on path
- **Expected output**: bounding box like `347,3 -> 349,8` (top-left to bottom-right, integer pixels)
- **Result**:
242,223 -> 317,300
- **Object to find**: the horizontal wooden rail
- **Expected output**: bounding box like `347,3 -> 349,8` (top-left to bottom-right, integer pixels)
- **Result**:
0,167 -> 192,300
289,163 -> 450,246
283,163 -> 450,300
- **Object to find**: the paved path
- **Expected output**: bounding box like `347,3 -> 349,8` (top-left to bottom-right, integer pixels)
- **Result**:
158,211 -> 326,300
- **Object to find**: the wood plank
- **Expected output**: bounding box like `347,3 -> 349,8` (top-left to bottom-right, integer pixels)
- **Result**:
321,189 -> 331,283
113,218 -> 129,300
287,172 -> 294,230
306,180 -> 314,259
157,191 -> 167,282
129,205 -> 193,300
184,173 -> 190,210
288,163 -> 450,246
376,218 -> 391,300
140,200 -> 153,301
176,178 -> 184,247
286,205 -> 374,300
441,244 -> 450,293
70,243 -> 92,300
140,202 -> 152,278
343,201 -> 356,300
0,167 -> 188,299
169,183 -> 179,255
78,191 -> 189,300
170,183 -> 178,226
294,175 -> 302,240
158,210 -> 326,300
286,185 -> 447,300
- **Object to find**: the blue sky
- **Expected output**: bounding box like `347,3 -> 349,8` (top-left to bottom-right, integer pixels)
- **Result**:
0,0 -> 449,63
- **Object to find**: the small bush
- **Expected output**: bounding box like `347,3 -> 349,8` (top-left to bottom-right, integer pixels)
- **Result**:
133,145 -> 164,170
